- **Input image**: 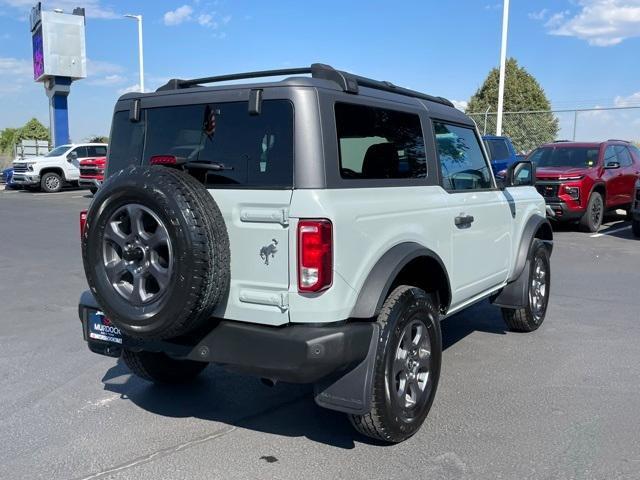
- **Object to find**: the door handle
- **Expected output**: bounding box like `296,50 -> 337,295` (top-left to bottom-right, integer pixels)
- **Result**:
454,214 -> 475,228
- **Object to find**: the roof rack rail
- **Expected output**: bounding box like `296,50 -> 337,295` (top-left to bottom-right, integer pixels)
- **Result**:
606,139 -> 629,143
156,63 -> 454,108
552,140 -> 571,143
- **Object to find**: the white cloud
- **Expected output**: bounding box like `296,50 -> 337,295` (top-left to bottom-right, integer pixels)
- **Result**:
614,92 -> 640,107
197,13 -> 218,28
87,59 -> 124,76
545,10 -> 570,29
163,5 -> 193,26
451,100 -> 468,112
118,84 -> 141,95
0,57 -> 36,95
528,9 -> 548,21
545,0 -> 640,46
88,74 -> 126,86
222,14 -> 231,24
0,0 -> 118,19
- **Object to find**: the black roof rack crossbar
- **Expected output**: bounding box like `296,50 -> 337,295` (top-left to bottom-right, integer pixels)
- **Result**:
156,63 -> 454,107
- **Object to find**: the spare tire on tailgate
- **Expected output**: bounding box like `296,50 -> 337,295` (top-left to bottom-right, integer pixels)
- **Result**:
82,165 -> 230,340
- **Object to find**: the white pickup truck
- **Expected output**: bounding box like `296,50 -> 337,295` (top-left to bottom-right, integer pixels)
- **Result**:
12,143 -> 107,192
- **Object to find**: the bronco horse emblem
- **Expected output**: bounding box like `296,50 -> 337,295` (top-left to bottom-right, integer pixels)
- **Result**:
259,239 -> 278,265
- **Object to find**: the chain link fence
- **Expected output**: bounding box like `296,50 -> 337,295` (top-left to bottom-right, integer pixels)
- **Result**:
468,106 -> 640,153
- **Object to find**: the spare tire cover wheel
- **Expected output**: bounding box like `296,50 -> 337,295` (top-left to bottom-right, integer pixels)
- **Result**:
82,165 -> 230,340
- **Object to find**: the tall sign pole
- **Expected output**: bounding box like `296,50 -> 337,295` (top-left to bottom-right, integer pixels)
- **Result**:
496,0 -> 510,136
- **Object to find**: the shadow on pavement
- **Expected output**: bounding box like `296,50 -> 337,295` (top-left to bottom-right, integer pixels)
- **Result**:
101,301 -> 508,449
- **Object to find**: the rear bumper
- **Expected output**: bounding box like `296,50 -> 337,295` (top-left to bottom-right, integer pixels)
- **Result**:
78,291 -> 374,384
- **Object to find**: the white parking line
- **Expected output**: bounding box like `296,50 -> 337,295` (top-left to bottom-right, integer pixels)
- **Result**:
590,225 -> 631,238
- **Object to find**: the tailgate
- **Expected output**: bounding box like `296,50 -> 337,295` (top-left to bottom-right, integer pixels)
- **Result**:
211,189 -> 293,326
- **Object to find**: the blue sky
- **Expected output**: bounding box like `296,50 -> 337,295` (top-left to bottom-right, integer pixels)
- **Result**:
1,0 -> 639,142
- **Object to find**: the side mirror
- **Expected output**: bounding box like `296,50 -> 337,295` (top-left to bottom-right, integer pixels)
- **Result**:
67,151 -> 78,162
605,161 -> 620,169
504,160 -> 535,188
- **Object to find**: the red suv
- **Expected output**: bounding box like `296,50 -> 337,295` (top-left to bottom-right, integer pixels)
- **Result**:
78,157 -> 107,194
531,140 -> 640,232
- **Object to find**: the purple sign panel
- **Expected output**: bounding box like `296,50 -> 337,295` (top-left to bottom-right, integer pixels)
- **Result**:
32,27 -> 44,80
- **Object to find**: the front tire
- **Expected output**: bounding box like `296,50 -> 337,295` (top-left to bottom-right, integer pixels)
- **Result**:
349,286 -> 442,443
122,349 -> 207,384
501,239 -> 551,332
632,219 -> 640,238
40,172 -> 63,193
579,192 -> 604,233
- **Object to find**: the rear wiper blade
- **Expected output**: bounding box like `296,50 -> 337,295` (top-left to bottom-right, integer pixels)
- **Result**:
184,161 -> 234,171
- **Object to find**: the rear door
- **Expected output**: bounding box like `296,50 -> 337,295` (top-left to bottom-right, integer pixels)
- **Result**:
66,146 -> 87,180
434,122 -> 512,302
603,145 -> 625,206
615,145 -> 637,205
140,99 -> 294,326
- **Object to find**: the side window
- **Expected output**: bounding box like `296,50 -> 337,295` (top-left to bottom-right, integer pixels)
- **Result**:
88,145 -> 108,157
433,122 -> 493,191
486,139 -> 510,161
603,146 -> 618,166
615,146 -> 633,167
73,146 -> 89,158
335,103 -> 427,180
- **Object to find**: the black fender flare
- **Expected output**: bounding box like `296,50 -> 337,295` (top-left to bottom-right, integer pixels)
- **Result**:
508,214 -> 553,283
493,214 -> 553,309
350,242 -> 451,318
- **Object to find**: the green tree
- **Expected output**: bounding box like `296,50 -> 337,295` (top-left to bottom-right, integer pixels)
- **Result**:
467,58 -> 558,152
86,135 -> 109,144
14,118 -> 50,144
0,127 -> 18,155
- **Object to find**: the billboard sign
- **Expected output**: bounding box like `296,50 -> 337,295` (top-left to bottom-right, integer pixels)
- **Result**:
30,3 -> 87,82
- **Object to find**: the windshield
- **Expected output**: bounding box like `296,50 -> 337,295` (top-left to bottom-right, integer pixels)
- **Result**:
529,146 -> 599,168
45,145 -> 71,157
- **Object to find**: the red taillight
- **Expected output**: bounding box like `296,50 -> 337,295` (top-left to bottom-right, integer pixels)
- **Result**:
80,210 -> 88,237
150,155 -> 178,165
297,219 -> 332,293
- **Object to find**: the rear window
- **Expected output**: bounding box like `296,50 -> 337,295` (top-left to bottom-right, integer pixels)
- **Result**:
108,100 -> 294,188
144,100 -> 293,188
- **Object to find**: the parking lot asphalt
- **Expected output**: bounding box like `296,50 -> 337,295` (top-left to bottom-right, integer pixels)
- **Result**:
1,187 -> 639,480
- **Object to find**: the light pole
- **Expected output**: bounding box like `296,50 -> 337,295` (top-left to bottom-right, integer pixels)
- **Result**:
496,0 -> 510,136
124,14 -> 144,93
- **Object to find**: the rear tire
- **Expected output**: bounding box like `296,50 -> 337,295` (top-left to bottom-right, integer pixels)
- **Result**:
632,219 -> 640,238
122,349 -> 207,384
349,286 -> 442,443
89,186 -> 98,195
501,239 -> 550,332
579,192 -> 604,233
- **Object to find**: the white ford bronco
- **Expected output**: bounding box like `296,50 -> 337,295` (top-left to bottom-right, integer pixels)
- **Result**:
78,64 -> 553,443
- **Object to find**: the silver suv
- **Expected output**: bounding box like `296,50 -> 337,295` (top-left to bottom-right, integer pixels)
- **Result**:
78,64 -> 553,443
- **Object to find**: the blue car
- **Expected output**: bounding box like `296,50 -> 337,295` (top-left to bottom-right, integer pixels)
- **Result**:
2,167 -> 18,189
482,135 -> 519,178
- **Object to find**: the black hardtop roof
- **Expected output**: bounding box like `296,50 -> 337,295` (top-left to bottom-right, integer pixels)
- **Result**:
120,63 -> 457,111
